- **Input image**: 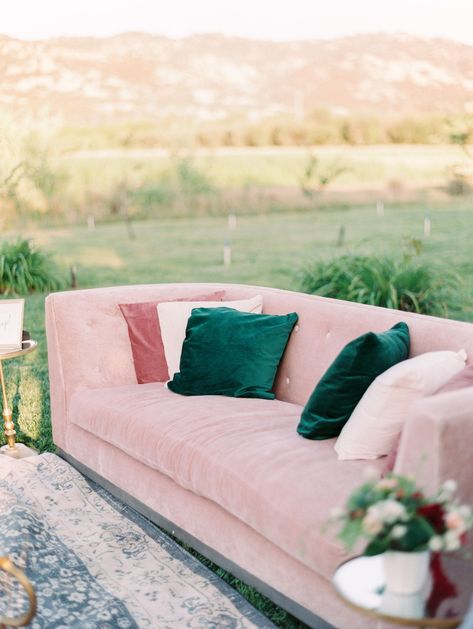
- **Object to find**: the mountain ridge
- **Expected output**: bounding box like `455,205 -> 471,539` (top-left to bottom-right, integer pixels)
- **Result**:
1,32 -> 472,124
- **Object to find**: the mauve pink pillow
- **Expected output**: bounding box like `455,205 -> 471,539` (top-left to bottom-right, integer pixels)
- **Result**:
119,290 -> 225,383
383,364 -> 473,474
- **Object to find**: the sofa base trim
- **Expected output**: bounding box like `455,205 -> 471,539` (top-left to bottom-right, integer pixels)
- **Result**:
57,448 -> 333,629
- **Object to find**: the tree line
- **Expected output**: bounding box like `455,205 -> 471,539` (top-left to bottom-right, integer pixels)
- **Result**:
57,110 -> 473,150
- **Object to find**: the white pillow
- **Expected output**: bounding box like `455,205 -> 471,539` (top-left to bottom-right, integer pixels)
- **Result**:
334,349 -> 467,461
158,295 -> 263,377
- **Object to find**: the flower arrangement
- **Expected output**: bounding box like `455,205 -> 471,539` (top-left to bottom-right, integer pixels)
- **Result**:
330,471 -> 473,556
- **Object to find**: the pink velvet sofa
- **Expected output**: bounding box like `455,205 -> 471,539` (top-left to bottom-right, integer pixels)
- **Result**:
45,283 -> 473,629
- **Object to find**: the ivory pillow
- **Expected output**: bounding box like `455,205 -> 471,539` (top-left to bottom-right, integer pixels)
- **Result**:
334,349 -> 467,461
158,295 -> 263,377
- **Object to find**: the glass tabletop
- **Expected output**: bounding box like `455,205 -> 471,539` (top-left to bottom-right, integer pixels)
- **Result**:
333,554 -> 473,627
0,340 -> 37,361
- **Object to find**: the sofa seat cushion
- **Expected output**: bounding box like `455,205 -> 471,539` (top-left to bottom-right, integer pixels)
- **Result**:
69,383 -> 385,579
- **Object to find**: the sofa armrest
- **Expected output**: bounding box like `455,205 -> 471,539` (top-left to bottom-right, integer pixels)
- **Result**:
45,283 -> 243,449
45,294 -> 68,449
45,289 -> 136,449
394,387 -> 473,505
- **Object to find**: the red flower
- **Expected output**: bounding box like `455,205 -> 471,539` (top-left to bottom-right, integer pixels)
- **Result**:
418,503 -> 446,533
426,553 -> 458,617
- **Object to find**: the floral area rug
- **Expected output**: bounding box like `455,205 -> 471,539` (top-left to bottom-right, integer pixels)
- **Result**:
0,453 -> 275,629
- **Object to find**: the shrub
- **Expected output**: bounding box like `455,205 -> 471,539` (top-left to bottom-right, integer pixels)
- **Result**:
300,253 -> 459,316
130,183 -> 176,211
446,174 -> 473,196
175,158 -> 214,195
0,239 -> 66,295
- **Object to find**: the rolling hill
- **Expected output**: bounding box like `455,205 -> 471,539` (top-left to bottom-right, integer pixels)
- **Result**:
0,32 -> 472,123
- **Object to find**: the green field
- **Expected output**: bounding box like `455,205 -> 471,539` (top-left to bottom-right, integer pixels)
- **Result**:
2,201 -> 473,627
4,144 -> 473,229
4,200 -> 473,452
66,144 -> 472,188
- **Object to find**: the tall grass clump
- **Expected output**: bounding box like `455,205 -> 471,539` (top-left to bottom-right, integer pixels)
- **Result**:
0,239 -> 66,295
300,253 -> 460,316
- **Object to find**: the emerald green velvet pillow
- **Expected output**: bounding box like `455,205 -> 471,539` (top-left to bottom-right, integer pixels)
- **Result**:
168,307 -> 298,399
297,322 -> 410,440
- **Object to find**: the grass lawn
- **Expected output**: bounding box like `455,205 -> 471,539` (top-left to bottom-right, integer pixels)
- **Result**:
66,144 -> 473,189
3,201 -> 473,627
9,144 -> 465,227
7,201 -> 473,450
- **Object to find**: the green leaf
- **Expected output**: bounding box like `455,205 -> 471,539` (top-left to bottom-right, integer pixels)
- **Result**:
395,517 -> 435,552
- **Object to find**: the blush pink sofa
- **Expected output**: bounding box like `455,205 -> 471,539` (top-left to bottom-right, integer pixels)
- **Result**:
45,283 -> 473,629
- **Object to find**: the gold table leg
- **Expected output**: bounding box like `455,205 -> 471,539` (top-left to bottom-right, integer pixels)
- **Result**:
0,359 -> 37,459
0,361 -> 16,450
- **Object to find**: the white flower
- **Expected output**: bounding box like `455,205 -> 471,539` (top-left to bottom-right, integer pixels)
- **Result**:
391,525 -> 407,539
369,500 -> 407,524
444,530 -> 462,552
329,507 -> 344,520
362,500 -> 406,535
458,505 -> 472,520
363,512 -> 383,535
384,500 -> 407,523
429,536 -> 444,552
363,466 -> 380,482
442,480 -> 458,495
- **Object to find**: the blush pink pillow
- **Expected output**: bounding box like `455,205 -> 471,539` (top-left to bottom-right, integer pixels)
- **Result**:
435,364 -> 473,394
383,363 -> 473,475
119,290 -> 225,383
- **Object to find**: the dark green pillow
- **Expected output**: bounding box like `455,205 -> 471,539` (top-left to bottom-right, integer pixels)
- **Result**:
168,307 -> 298,399
297,322 -> 410,440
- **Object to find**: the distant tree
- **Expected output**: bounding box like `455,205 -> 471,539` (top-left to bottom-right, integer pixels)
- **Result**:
449,114 -> 473,160
445,114 -> 473,196
0,113 -> 67,218
340,121 -> 362,145
300,152 -> 348,198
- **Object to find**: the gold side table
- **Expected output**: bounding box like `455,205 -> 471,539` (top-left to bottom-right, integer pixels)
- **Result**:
0,340 -> 38,459
333,554 -> 473,628
0,556 -> 37,628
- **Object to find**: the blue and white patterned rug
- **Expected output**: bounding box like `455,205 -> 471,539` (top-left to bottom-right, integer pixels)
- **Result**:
0,453 -> 275,628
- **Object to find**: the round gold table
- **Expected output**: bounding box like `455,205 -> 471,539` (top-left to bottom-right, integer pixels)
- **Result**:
0,556 -> 37,628
333,554 -> 473,628
0,340 -> 38,459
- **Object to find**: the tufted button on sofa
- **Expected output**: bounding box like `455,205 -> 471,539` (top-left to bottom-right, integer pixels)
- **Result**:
46,283 -> 473,629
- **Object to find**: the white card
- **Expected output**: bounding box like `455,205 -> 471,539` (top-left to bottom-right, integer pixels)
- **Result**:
0,299 -> 24,351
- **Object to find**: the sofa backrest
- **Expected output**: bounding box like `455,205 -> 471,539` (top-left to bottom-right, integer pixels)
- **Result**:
46,282 -> 473,411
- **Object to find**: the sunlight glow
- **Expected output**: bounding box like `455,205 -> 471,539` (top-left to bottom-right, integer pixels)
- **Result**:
2,0 -> 473,45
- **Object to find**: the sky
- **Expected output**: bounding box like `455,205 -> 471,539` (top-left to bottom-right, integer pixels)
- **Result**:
2,0 -> 473,46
